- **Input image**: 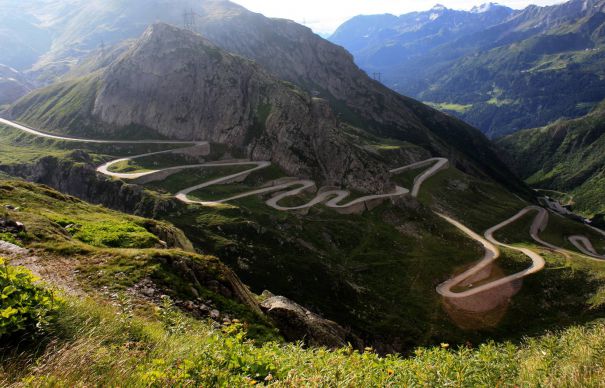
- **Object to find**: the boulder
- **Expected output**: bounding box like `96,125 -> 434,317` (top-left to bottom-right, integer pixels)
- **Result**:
260,295 -> 359,349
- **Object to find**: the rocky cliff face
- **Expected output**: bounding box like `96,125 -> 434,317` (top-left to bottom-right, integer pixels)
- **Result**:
11,24 -> 393,192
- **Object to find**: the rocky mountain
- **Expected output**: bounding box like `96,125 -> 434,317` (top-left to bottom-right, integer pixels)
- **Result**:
330,0 -> 605,137
330,3 -> 513,70
2,0 -> 604,357
6,0 -> 525,194
497,99 -> 605,217
0,65 -> 32,107
10,23 -> 396,193
0,0 -> 526,184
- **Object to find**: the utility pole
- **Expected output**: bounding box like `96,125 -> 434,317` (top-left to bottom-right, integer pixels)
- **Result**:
183,9 -> 197,32
372,72 -> 382,83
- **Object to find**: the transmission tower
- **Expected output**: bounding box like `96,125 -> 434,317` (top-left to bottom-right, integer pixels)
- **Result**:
372,72 -> 382,83
183,9 -> 197,32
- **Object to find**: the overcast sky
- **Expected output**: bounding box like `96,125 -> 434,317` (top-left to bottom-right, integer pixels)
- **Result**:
231,0 -> 566,35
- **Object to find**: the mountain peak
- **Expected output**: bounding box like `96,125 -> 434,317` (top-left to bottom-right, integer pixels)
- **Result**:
470,2 -> 504,13
431,4 -> 448,12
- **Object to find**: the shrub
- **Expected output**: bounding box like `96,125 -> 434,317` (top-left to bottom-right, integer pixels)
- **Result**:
0,257 -> 58,337
71,221 -> 159,249
0,232 -> 20,246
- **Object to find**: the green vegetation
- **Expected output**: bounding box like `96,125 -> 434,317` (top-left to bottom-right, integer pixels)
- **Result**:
69,221 -> 160,249
0,179 -> 275,340
2,293 -> 605,386
338,3 -> 605,137
0,124 -> 183,168
0,258 -> 59,337
417,167 -> 526,231
498,101 -> 605,217
425,101 -> 473,113
147,165 -> 258,196
0,180 -> 176,251
8,74 -> 166,140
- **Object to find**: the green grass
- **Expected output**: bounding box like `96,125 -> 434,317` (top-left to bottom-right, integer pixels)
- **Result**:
163,189 -> 497,350
0,179 -> 276,341
0,124 -> 185,168
417,167 -> 526,231
2,294 -> 605,387
391,165 -> 429,189
498,98 -> 605,218
9,74 -> 167,140
0,179 -> 182,251
425,101 -> 473,113
146,165 -> 257,195
70,221 -> 160,249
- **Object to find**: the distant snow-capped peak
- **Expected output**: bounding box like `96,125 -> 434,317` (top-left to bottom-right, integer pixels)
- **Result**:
470,2 -> 501,13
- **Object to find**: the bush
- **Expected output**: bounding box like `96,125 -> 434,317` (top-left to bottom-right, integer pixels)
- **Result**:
0,257 -> 58,337
71,221 -> 159,249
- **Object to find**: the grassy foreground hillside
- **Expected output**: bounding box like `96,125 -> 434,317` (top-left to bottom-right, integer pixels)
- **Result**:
1,278 -> 605,386
1,121 -> 605,354
498,100 -> 605,218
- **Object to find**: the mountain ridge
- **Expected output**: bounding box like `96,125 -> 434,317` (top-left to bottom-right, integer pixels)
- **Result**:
6,7 -> 526,194
497,99 -> 605,217
330,0 -> 605,137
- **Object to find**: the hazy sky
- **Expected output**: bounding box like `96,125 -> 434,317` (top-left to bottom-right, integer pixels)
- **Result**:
231,0 -> 566,35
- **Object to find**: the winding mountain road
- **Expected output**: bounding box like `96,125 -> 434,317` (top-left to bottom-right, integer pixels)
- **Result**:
0,118 -> 445,212
436,207 -> 547,298
437,206 -> 604,298
569,235 -> 605,259
2,118 -> 602,298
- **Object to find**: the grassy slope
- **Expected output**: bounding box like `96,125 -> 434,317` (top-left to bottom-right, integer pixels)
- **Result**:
7,75 -> 167,140
0,124 -> 183,167
0,179 -> 276,341
2,119 -> 604,350
1,292 -> 605,386
497,101 -> 605,217
1,118 -> 604,351
416,167 -> 605,336
415,18 -> 605,137
0,178 -> 604,386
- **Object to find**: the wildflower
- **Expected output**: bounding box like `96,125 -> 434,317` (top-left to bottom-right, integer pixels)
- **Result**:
441,343 -> 450,349
265,374 -> 274,381
387,369 -> 395,376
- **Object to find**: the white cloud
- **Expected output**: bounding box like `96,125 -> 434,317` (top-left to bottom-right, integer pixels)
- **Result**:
232,0 -> 566,35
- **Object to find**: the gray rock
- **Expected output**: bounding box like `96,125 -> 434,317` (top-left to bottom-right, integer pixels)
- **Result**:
141,287 -> 155,297
260,296 -> 358,349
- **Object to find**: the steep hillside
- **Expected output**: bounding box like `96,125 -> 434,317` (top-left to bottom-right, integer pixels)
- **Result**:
331,0 -> 605,137
0,0 -> 520,190
0,65 -> 31,107
498,100 -> 605,217
8,22 -> 524,194
330,3 -> 513,70
1,143 -> 605,387
2,0 -> 604,356
2,104 -> 605,354
2,279 -> 605,386
9,24 -> 402,193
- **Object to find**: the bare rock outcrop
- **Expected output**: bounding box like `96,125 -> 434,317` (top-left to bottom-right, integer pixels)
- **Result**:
261,295 -> 361,349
